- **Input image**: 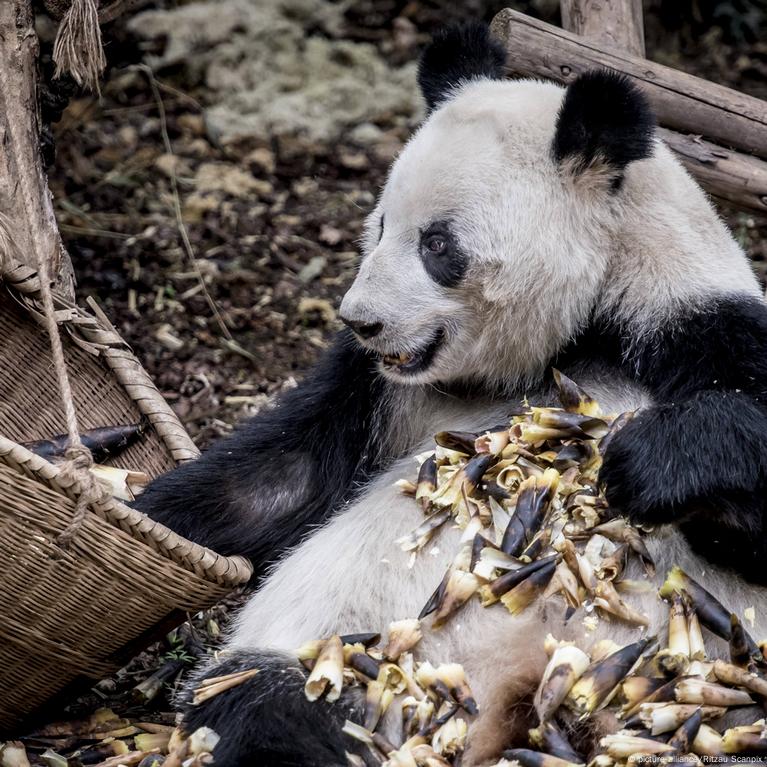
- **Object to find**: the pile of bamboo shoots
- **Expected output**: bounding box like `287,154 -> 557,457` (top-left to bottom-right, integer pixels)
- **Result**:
296,628 -> 476,766
503,567 -> 767,767
397,370 -> 651,630
281,568 -> 767,767
0,712 -> 218,767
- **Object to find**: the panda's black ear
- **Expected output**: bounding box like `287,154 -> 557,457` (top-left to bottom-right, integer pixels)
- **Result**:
553,70 -> 656,179
418,22 -> 507,112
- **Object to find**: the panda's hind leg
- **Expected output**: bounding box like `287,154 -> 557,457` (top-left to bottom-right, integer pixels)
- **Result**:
180,650 -> 369,767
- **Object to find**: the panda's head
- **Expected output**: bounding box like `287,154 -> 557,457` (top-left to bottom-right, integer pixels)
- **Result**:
339,22 -> 658,390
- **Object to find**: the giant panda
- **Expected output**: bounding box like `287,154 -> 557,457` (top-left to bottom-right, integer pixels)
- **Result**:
133,22 -> 767,767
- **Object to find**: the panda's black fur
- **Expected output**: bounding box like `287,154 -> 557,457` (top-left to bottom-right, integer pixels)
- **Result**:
417,22 -> 507,112
589,295 -> 767,581
180,650 -> 367,767
418,221 -> 470,287
134,330 -> 391,581
133,22 -> 767,767
552,70 -> 656,175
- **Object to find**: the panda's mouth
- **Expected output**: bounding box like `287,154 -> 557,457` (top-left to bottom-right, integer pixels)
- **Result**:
381,327 -> 446,375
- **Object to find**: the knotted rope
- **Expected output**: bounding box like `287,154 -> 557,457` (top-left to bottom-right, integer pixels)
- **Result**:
52,0 -> 106,94
35,254 -> 108,549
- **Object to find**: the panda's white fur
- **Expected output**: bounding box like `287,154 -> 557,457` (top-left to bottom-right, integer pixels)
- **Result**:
342,78 -> 758,392
214,77 -> 765,763
134,25 -> 767,767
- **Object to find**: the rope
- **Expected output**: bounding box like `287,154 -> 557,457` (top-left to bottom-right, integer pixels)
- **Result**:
35,255 -> 108,548
52,0 -> 106,94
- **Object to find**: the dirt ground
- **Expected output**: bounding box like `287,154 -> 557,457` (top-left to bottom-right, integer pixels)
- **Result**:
15,0 -> 767,753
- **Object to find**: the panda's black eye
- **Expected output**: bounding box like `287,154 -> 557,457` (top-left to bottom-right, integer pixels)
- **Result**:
425,234 -> 447,254
419,222 -> 467,288
378,215 -> 384,243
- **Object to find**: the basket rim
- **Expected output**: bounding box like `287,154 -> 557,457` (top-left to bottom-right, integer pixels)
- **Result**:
1,259 -> 201,464
0,435 -> 253,586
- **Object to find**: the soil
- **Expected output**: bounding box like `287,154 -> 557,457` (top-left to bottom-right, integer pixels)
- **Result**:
11,0 -> 767,757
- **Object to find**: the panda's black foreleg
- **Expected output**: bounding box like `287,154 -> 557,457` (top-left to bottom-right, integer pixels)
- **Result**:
132,330 -> 391,581
595,294 -> 767,584
600,390 -> 767,583
180,650 -> 369,767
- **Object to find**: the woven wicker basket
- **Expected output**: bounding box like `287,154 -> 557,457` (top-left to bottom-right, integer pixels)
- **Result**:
0,261 -> 252,731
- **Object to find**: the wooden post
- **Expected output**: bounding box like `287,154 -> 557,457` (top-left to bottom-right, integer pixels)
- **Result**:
657,128 -> 767,211
560,0 -> 645,55
0,0 -> 74,295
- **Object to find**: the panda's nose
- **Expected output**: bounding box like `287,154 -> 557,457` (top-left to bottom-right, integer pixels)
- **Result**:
340,315 -> 384,340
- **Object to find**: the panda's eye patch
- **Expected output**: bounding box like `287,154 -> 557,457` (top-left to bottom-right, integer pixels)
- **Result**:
378,215 -> 384,243
419,222 -> 467,288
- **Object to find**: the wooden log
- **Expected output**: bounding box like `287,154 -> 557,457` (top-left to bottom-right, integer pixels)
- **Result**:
0,0 -> 74,296
560,0 -> 645,56
490,9 -> 767,159
657,128 -> 767,211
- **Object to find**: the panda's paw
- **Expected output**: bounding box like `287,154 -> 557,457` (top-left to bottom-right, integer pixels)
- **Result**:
180,650 -> 367,767
599,408 -> 690,528
601,396 -> 767,532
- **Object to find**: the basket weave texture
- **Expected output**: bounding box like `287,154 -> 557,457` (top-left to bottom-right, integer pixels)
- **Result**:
0,262 -> 252,730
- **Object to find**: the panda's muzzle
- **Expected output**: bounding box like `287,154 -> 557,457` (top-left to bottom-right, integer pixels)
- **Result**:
381,326 -> 446,375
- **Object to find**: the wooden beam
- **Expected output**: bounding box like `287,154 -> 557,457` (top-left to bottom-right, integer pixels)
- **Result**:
490,9 -> 767,159
560,0 -> 645,56
0,0 -> 74,295
657,128 -> 767,211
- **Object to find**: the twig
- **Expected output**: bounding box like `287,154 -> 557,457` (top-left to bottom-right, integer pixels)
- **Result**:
59,224 -> 131,240
133,64 -> 233,341
155,79 -> 203,111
